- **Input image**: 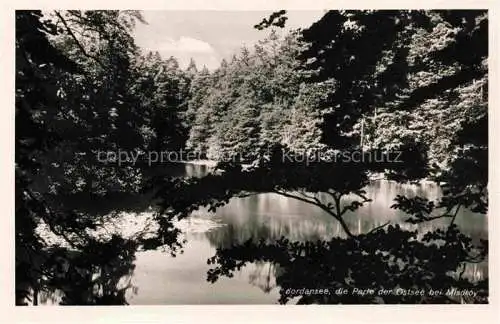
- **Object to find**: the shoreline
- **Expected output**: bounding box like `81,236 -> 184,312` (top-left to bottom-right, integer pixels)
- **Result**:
178,160 -> 437,185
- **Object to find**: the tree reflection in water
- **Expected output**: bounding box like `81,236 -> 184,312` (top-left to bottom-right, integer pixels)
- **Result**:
207,224 -> 487,304
247,262 -> 279,294
18,235 -> 138,305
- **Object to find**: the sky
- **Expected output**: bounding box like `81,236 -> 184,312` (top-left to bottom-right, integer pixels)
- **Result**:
133,10 -> 326,70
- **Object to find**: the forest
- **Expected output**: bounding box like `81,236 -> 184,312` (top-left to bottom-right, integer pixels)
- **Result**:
16,10 -> 488,305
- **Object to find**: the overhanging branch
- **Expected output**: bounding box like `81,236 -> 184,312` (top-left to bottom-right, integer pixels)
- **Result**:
54,11 -> 106,69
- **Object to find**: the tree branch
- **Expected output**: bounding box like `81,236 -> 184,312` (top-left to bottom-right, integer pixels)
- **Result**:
273,190 -> 356,238
273,190 -> 318,207
367,221 -> 390,234
449,204 -> 461,228
54,11 -> 106,69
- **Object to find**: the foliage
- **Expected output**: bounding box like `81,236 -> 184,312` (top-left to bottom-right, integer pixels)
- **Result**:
206,225 -> 487,304
185,31 -> 329,160
254,10 -> 288,30
15,10 -> 189,305
157,10 -> 489,304
15,9 -> 489,305
299,10 -> 487,175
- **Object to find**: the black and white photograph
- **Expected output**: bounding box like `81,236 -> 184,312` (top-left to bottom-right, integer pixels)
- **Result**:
12,5 -> 491,309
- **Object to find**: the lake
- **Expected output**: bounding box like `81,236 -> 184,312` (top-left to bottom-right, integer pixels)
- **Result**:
121,163 -> 488,304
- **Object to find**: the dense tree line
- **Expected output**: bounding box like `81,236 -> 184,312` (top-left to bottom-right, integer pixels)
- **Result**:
32,11 -> 196,197
184,10 -> 487,177
185,31 -> 329,160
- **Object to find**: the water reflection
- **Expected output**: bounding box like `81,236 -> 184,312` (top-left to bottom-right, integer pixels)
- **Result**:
28,236 -> 138,305
125,164 -> 487,304
36,163 -> 487,304
206,227 -> 488,304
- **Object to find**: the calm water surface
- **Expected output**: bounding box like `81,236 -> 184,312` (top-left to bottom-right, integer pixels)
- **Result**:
123,163 -> 488,304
